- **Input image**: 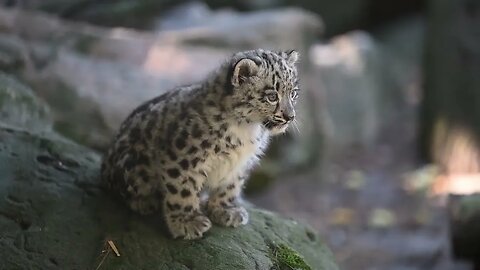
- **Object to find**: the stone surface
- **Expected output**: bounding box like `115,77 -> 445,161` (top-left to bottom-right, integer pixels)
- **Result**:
2,0 -> 422,37
0,125 -> 338,270
155,2 -> 323,52
0,72 -> 52,131
1,0 -> 179,28
0,8 -> 230,150
309,17 -> 424,151
310,31 -> 382,149
204,0 -> 423,37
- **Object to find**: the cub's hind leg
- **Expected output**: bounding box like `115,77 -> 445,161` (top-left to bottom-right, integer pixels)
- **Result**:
123,168 -> 163,215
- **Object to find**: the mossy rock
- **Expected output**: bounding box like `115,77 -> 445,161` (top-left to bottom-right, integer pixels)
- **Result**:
0,126 -> 338,270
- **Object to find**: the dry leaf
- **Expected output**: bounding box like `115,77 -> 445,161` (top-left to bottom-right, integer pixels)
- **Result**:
107,240 -> 121,257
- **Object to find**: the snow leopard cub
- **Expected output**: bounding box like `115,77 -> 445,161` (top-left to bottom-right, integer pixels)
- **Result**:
101,49 -> 300,240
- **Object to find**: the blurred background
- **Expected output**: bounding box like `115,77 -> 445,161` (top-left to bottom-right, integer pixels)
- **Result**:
1,0 -> 479,269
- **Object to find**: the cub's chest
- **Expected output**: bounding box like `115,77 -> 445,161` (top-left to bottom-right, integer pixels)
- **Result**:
205,124 -> 268,187
225,124 -> 266,162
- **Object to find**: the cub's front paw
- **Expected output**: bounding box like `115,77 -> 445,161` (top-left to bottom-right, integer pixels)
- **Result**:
167,213 -> 212,240
208,206 -> 249,227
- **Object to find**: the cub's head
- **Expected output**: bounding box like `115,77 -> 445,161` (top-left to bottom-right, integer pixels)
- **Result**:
228,49 -> 300,135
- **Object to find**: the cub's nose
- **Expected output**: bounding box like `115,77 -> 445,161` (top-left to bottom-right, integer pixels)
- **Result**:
283,112 -> 295,122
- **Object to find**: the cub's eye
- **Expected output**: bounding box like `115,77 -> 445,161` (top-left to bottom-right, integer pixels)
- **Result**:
291,89 -> 299,100
266,92 -> 278,103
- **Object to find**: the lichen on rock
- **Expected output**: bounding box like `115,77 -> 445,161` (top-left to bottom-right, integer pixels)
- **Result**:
270,243 -> 314,270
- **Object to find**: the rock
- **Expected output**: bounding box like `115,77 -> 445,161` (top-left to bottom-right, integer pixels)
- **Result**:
309,17 -> 424,150
371,16 -> 424,127
272,0 -> 369,37
419,0 -> 480,175
0,6 -> 322,55
155,2 -> 323,52
0,72 -> 52,131
204,0 -> 423,37
0,8 -> 231,150
2,0 -> 422,37
24,47 -> 228,151
0,126 -> 338,270
1,0 -> 178,28
310,31 -> 382,148
0,35 -> 25,72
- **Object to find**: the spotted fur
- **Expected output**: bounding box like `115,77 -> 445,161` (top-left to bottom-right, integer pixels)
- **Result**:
101,49 -> 300,239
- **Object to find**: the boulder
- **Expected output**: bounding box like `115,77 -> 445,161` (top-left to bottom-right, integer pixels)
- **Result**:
2,0 -> 424,37
154,2 -> 322,52
0,75 -> 338,270
0,72 -> 52,131
1,0 -> 179,28
309,16 -> 424,151
0,8 -> 231,151
204,0 -> 423,37
310,31 -> 382,149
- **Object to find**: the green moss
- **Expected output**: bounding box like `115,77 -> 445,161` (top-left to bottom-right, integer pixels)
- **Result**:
270,243 -> 313,270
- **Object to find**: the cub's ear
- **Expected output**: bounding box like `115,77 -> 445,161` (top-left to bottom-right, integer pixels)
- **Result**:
285,50 -> 299,65
231,58 -> 260,87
